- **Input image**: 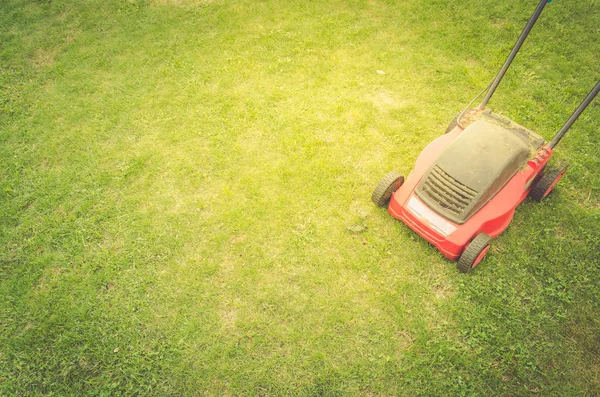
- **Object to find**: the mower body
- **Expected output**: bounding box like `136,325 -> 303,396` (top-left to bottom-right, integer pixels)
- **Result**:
388,110 -> 552,260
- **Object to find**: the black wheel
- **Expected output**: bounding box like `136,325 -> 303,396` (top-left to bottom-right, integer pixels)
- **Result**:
457,233 -> 492,273
529,165 -> 567,202
445,109 -> 466,134
445,115 -> 459,134
371,171 -> 404,207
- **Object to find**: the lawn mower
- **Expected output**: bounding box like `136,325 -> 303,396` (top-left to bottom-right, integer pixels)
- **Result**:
371,0 -> 600,272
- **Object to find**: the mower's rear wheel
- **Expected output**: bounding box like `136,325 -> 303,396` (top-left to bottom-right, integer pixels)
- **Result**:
530,165 -> 567,202
445,109 -> 465,134
445,116 -> 459,134
371,171 -> 404,207
457,233 -> 492,273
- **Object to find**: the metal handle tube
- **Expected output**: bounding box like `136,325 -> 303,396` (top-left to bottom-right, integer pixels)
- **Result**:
479,0 -> 549,108
548,80 -> 600,149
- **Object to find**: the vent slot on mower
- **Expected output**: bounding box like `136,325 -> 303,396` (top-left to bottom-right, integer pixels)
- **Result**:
419,166 -> 477,215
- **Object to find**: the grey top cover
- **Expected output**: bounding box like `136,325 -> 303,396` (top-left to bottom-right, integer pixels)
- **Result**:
415,112 -> 545,224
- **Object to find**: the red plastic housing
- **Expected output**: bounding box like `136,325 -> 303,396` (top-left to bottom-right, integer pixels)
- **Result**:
387,126 -> 553,261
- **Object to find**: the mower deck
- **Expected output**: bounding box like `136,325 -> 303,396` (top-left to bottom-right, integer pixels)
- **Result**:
386,110 -> 552,261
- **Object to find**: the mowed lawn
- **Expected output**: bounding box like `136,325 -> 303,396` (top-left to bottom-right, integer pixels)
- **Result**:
1,0 -> 599,395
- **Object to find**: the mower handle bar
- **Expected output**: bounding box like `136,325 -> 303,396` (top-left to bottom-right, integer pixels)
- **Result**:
474,0 -> 597,148
479,0 -> 549,108
549,80 -> 600,149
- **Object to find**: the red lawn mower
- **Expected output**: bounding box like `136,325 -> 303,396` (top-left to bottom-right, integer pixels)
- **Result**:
371,0 -> 600,273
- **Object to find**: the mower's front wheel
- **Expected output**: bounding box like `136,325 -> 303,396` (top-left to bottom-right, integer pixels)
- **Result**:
530,165 -> 567,202
457,233 -> 492,273
371,171 -> 404,207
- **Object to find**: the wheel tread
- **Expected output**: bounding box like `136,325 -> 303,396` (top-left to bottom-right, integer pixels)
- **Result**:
457,233 -> 492,273
530,165 -> 567,202
371,171 -> 404,207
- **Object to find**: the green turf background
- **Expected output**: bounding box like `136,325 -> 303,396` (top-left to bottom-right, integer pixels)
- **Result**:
1,0 -> 599,395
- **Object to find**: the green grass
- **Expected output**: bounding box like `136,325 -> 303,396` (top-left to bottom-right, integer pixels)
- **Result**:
1,0 -> 599,395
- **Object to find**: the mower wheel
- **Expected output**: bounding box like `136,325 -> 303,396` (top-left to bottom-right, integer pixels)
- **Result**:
445,109 -> 466,134
530,165 -> 567,202
445,115 -> 459,134
457,233 -> 492,273
371,171 -> 404,207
